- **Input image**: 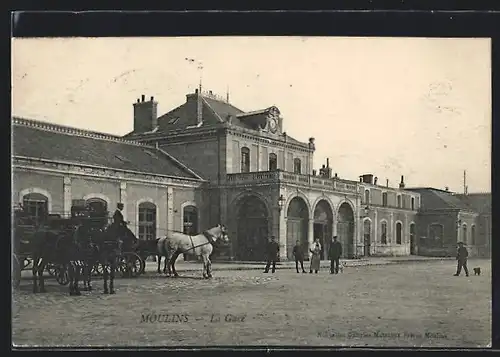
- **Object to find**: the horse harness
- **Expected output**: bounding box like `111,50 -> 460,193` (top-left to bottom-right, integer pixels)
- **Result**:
183,231 -> 217,254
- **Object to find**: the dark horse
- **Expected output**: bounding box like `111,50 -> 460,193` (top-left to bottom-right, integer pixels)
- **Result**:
79,223 -> 137,294
31,222 -> 86,295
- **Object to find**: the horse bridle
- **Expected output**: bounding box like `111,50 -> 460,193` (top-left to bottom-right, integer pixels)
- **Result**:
183,229 -> 222,253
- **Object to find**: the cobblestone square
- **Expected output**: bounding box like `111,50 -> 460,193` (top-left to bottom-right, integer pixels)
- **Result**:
12,259 -> 491,348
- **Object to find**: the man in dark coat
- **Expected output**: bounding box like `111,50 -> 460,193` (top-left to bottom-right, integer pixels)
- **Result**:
328,236 -> 343,274
293,240 -> 306,273
111,203 -> 127,236
264,236 -> 279,273
454,242 -> 469,277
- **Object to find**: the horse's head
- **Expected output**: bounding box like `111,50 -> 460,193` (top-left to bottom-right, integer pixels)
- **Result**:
213,224 -> 229,244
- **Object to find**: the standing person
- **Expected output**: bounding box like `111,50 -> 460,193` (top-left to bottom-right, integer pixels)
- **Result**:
454,242 -> 469,277
293,240 -> 306,273
263,236 -> 279,274
309,239 -> 321,274
329,236 -> 343,274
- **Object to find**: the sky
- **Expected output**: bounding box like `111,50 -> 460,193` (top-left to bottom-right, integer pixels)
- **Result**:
11,37 -> 491,193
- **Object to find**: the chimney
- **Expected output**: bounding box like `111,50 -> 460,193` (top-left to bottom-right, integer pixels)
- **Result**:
386,179 -> 389,187
326,158 -> 330,168
399,175 -> 405,189
133,95 -> 158,133
361,174 -> 374,184
197,90 -> 203,125
445,186 -> 449,192
374,177 -> 378,185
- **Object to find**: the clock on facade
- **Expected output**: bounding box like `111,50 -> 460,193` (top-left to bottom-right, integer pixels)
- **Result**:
269,118 -> 278,133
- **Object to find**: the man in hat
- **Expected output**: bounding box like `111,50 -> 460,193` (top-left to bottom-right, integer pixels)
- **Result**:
264,236 -> 279,274
328,235 -> 343,274
454,242 -> 469,277
112,203 -> 127,235
292,239 -> 306,273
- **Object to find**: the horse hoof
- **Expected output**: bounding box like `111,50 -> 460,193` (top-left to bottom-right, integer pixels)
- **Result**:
75,291 -> 82,296
110,290 -> 115,295
104,291 -> 109,295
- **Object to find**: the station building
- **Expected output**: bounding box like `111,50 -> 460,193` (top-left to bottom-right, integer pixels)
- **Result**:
12,89 -> 490,260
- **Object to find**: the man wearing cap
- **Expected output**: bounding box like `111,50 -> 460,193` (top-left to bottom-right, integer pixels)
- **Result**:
328,235 -> 343,274
454,242 -> 469,277
264,236 -> 279,274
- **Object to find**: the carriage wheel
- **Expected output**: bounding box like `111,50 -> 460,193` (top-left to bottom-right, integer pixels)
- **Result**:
55,265 -> 69,285
118,252 -> 143,278
12,255 -> 21,289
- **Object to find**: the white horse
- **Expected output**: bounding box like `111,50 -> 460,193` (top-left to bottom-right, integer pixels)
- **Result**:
157,224 -> 229,279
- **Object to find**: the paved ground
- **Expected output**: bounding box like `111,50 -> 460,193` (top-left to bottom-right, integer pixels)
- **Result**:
12,259 -> 491,348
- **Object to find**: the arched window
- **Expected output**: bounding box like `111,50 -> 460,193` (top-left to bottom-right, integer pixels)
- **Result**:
138,202 -> 156,240
380,221 -> 388,244
269,153 -> 278,171
293,158 -> 302,174
183,205 -> 198,235
382,192 -> 388,207
411,197 -> 415,210
462,224 -> 467,244
364,190 -> 370,205
241,147 -> 250,173
471,225 -> 476,245
396,222 -> 402,244
397,195 -> 402,208
22,192 -> 48,225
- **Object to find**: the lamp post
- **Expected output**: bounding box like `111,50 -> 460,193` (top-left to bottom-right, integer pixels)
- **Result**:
277,194 -> 285,212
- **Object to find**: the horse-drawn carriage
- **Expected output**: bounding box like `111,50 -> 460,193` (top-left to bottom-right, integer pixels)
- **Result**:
12,201 -> 145,291
12,206 -> 70,288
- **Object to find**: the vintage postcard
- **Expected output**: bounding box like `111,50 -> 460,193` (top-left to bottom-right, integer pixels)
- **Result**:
11,35 -> 491,348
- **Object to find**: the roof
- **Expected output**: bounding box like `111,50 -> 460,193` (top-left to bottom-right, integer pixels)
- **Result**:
12,117 -> 204,181
405,187 -> 474,211
455,193 -> 491,214
127,92 -> 309,146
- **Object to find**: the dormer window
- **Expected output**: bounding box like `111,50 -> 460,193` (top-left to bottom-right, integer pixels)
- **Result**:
293,158 -> 302,174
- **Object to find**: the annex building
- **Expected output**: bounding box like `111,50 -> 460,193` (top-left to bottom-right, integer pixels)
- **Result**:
12,89 -> 491,261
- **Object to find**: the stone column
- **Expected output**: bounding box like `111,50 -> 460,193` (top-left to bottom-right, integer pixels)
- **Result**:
167,187 -> 174,233
308,218 -> 314,259
404,213 -> 409,254
63,176 -> 72,217
119,182 -> 127,221
390,212 -> 394,245
278,206 -> 287,261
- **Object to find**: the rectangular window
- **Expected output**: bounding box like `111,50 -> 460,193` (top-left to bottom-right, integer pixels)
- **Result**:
23,199 -> 48,225
397,195 -> 402,208
411,197 -> 415,210
293,159 -> 302,174
241,148 -> 250,173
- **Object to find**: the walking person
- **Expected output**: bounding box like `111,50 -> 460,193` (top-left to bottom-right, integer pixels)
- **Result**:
329,236 -> 343,274
293,240 -> 306,273
454,242 -> 469,277
309,239 -> 321,274
263,236 -> 279,274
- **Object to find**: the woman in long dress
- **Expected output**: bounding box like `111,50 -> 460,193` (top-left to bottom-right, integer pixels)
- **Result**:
309,240 -> 321,274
